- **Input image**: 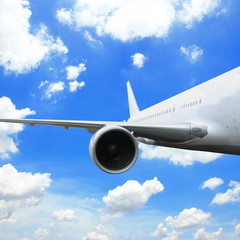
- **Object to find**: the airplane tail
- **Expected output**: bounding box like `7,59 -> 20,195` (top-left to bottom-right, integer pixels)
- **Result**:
127,81 -> 140,117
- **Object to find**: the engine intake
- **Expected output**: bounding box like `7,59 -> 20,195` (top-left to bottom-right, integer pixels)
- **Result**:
89,126 -> 138,174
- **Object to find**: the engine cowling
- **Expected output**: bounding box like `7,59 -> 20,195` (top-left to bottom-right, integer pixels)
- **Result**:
89,126 -> 138,174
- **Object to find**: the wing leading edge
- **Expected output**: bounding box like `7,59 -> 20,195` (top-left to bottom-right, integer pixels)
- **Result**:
0,118 -> 207,143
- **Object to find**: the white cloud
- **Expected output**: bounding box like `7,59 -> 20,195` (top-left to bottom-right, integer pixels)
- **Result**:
0,96 -> 35,159
216,7 -> 227,17
180,45 -> 203,63
231,219 -> 238,226
151,224 -> 182,240
69,81 -> 85,92
34,228 -> 49,240
38,62 -> 86,98
236,224 -> 240,239
66,63 -> 87,81
40,79 -> 85,98
36,26 -> 68,55
84,31 -> 102,45
82,224 -> 109,240
201,177 -> 224,190
0,0 -> 68,74
0,164 -> 51,199
139,143 -> 222,166
151,223 -> 168,238
131,53 -> 147,68
194,228 -> 222,240
103,177 -> 164,213
52,209 -> 77,221
0,218 -> 16,224
45,81 -> 65,99
0,164 -> 51,222
100,212 -> 123,223
38,80 -> 49,89
56,8 -> 73,25
178,0 -> 221,28
165,208 -> 211,229
211,181 -> 240,205
56,0 -> 221,42
163,231 -> 182,240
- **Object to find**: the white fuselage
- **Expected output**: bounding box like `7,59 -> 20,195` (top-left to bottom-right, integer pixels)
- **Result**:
128,66 -> 240,155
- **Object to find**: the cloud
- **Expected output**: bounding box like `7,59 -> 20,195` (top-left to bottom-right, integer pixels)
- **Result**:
36,26 -> 68,55
201,177 -> 224,190
0,0 -> 68,74
0,164 -> 51,199
100,212 -> 123,223
211,181 -> 240,205
66,63 -> 87,81
103,177 -> 164,213
40,78 -> 85,99
139,143 -> 222,166
0,218 -> 16,224
0,96 -> 35,159
216,7 -> 227,17
52,209 -> 78,221
0,164 -> 51,221
82,224 -> 109,240
45,81 -> 65,99
151,223 -> 182,240
56,8 -> 73,25
56,0 -> 221,42
131,53 -> 147,68
165,208 -> 211,229
38,80 -> 49,89
178,0 -> 222,28
66,63 -> 86,93
151,223 -> 168,237
84,31 -> 102,46
34,228 -> 49,240
236,224 -> 240,239
38,62 -> 86,98
69,81 -> 85,92
180,45 -> 203,63
162,231 -> 181,240
193,228 -> 222,240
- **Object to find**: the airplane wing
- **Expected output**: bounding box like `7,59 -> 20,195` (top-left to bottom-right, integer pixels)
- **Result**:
0,118 -> 208,143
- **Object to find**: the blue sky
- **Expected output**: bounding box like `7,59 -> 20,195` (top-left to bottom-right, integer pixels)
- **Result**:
0,0 -> 240,239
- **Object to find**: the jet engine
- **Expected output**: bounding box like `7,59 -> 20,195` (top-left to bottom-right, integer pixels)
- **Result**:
89,126 -> 138,174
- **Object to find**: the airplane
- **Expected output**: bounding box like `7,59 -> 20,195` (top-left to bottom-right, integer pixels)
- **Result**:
1,66 -> 240,174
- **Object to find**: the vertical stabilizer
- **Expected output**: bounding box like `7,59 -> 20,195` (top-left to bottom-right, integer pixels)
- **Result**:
127,81 -> 140,117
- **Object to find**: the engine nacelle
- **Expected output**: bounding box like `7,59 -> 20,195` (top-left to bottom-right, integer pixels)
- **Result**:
89,126 -> 138,174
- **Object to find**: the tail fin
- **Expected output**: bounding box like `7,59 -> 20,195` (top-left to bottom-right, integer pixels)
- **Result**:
127,81 -> 140,117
